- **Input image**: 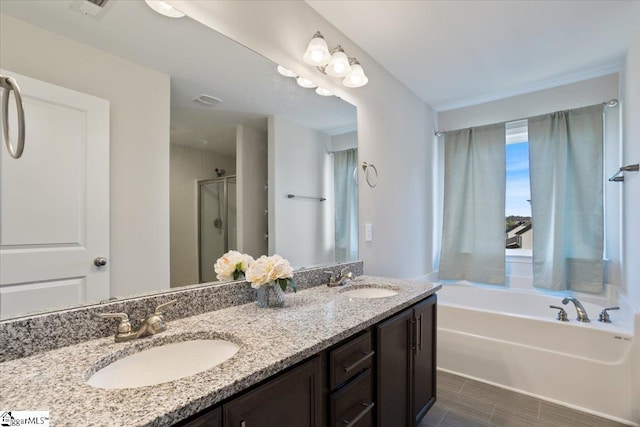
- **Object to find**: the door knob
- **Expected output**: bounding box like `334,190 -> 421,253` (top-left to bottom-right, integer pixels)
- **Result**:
94,257 -> 108,267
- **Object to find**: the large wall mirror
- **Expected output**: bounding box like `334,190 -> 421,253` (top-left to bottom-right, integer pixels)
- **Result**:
0,0 -> 358,319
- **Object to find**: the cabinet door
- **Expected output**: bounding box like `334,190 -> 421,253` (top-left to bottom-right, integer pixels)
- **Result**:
376,308 -> 412,427
179,406 -> 221,427
223,356 -> 322,427
412,294 -> 437,425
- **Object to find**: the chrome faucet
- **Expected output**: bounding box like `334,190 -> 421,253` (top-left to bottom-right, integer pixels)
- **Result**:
561,297 -> 590,322
97,299 -> 177,342
325,268 -> 354,287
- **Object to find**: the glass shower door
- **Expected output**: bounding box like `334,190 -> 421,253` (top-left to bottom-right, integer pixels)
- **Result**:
199,176 -> 237,283
199,180 -> 225,283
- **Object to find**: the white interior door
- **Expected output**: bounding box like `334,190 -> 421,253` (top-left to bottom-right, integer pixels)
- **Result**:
0,69 -> 109,319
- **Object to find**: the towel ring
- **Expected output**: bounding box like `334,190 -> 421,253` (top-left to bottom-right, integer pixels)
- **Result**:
1,75 -> 26,159
361,162 -> 378,187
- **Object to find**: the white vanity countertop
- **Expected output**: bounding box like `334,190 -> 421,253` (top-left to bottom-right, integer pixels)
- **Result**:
0,276 -> 439,427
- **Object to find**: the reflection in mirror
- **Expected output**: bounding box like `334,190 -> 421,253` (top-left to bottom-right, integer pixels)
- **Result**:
0,0 -> 357,320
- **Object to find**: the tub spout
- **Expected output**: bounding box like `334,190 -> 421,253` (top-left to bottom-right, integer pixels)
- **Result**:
561,297 -> 590,322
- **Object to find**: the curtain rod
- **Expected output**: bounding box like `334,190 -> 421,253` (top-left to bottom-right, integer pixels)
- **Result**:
434,98 -> 618,137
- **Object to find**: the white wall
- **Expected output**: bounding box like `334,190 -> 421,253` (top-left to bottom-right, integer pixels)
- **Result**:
237,125 -> 268,259
170,0 -> 436,280
621,20 -> 640,315
0,15 -> 171,297
170,144 -> 236,286
436,74 -> 621,288
268,115 -> 334,267
331,131 -> 358,152
621,24 -> 640,424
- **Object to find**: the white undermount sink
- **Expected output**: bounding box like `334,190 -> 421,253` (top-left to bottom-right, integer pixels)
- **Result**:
86,339 -> 240,389
342,287 -> 399,299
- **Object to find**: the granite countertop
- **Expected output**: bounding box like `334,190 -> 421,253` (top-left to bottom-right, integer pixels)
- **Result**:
0,276 -> 439,427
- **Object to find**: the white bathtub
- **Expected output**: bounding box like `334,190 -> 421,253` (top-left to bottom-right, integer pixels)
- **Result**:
436,282 -> 637,425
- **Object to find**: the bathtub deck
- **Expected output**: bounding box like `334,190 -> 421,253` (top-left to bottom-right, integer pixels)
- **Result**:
420,370 -> 630,427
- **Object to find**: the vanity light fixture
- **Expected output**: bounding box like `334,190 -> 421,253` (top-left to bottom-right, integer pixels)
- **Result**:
302,32 -> 332,66
144,0 -> 185,18
296,76 -> 318,89
315,87 -> 333,97
277,65 -> 297,78
343,59 -> 369,88
324,46 -> 351,78
302,31 -> 368,88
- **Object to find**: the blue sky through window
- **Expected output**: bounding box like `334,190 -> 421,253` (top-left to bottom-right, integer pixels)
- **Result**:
506,142 -> 531,217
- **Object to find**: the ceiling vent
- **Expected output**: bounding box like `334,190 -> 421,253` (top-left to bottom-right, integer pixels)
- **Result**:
70,0 -> 111,18
193,94 -> 223,107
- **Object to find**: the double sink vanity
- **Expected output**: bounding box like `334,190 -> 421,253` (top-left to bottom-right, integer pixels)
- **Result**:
0,263 -> 440,427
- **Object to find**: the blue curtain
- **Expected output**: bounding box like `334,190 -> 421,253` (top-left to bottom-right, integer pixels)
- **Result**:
439,124 -> 506,284
528,104 -> 604,293
334,149 -> 358,262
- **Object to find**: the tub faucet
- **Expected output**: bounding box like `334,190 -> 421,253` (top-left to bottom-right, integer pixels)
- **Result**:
561,297 -> 590,322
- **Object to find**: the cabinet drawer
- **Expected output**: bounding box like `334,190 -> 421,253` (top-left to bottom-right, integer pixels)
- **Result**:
330,369 -> 374,427
330,331 -> 373,390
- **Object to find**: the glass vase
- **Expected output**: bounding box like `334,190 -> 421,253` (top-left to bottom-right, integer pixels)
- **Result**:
256,283 -> 286,308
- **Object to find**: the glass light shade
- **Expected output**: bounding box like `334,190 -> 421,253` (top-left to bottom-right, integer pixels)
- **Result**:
303,36 -> 331,66
343,64 -> 369,88
325,51 -> 351,78
315,87 -> 333,97
277,65 -> 297,78
144,0 -> 185,18
296,77 -> 317,89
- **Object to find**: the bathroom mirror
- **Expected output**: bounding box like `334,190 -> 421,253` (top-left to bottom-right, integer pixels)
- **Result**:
0,0 -> 357,319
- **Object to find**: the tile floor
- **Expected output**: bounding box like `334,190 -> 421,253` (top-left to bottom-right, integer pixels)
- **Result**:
419,370 -> 629,427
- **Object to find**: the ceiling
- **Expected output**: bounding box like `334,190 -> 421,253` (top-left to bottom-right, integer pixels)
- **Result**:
306,0 -> 640,111
0,0 -> 356,156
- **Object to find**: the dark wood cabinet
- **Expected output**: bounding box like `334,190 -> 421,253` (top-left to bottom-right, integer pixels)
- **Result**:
329,331 -> 375,427
179,406 -> 221,427
223,356 -> 322,427
376,294 -> 437,427
412,295 -> 437,424
176,293 -> 437,427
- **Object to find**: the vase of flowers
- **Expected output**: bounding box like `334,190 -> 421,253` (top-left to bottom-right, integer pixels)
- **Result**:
214,250 -> 254,282
246,254 -> 296,308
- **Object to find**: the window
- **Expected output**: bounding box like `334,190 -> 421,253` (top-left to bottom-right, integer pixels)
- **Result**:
505,120 -> 531,250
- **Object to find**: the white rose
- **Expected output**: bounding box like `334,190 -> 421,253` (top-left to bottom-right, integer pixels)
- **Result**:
214,250 -> 248,281
270,256 -> 293,281
246,255 -> 271,288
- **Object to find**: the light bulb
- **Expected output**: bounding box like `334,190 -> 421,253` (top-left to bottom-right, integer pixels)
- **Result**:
303,32 -> 331,66
343,63 -> 368,88
310,50 -> 325,63
325,49 -> 351,78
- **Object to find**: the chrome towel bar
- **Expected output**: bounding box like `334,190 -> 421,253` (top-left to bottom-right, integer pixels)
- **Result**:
608,164 -> 639,182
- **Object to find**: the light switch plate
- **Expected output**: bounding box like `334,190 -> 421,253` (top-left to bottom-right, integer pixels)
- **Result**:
365,223 -> 373,241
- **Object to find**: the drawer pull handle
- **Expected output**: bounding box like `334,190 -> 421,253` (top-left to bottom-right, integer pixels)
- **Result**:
342,402 -> 375,427
343,350 -> 375,373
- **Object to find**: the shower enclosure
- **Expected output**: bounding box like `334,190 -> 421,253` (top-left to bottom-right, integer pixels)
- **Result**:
198,176 -> 237,283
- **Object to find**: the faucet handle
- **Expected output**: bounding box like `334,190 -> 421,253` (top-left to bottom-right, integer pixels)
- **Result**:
549,305 -> 569,321
598,306 -> 619,323
96,312 -> 133,334
324,270 -> 335,283
154,299 -> 177,315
